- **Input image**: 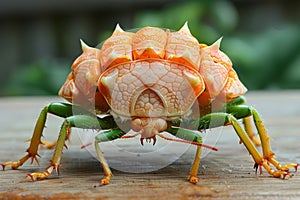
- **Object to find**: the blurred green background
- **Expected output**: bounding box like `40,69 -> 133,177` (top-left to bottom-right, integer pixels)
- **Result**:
0,0 -> 299,96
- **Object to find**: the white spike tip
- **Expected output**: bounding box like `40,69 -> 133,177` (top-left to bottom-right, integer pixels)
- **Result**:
212,37 -> 223,49
179,21 -> 191,34
112,24 -> 124,35
80,39 -> 90,52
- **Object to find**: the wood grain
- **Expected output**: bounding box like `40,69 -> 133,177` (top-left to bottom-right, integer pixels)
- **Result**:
0,91 -> 299,200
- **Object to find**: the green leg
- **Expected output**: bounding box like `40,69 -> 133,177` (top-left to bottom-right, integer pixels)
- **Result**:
28,119 -> 70,180
243,117 -> 261,146
226,96 -> 261,146
2,103 -> 116,171
27,115 -> 121,182
94,128 -> 126,185
166,126 -> 203,184
198,105 -> 297,178
226,106 -> 269,157
2,103 -> 74,170
250,108 -> 298,173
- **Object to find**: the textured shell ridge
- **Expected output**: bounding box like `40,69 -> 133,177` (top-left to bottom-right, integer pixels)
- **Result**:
99,59 -> 204,118
59,23 -> 247,117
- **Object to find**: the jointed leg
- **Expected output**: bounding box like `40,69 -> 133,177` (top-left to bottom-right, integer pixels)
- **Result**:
229,106 -> 298,174
2,103 -> 76,170
226,96 -> 261,146
27,114 -> 119,181
229,111 -> 296,178
189,146 -> 202,183
199,106 -> 297,178
2,103 -> 118,180
250,108 -> 298,173
94,128 -> 126,185
243,116 -> 261,146
166,126 -> 204,183
28,120 -> 70,180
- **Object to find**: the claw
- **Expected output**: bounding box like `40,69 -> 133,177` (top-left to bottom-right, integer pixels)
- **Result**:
282,172 -> 290,179
189,176 -> 199,184
26,165 -> 55,181
152,136 -> 157,145
1,154 -> 36,170
140,136 -> 157,146
253,163 -> 263,175
27,171 -> 48,181
30,155 -> 40,166
1,162 -> 19,170
64,143 -> 69,149
253,163 -> 258,174
27,173 -> 36,182
254,159 -> 298,180
101,175 -> 111,185
259,165 -> 263,175
294,164 -> 299,172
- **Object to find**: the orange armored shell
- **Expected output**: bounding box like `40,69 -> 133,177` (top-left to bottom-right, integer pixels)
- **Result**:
59,23 -> 247,118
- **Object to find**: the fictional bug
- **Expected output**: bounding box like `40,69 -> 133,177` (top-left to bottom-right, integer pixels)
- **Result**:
2,23 -> 298,185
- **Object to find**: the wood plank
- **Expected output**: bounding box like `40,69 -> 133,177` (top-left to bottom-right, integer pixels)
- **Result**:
0,91 -> 299,200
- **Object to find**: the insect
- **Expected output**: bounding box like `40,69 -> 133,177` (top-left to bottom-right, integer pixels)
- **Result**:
2,23 -> 298,185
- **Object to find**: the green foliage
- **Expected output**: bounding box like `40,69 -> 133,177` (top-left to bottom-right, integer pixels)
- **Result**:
224,26 -> 300,89
134,0 -> 238,43
134,0 -> 300,90
2,60 -> 69,96
2,0 -> 299,96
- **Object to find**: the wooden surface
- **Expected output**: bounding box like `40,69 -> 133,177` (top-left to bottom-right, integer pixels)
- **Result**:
0,91 -> 299,200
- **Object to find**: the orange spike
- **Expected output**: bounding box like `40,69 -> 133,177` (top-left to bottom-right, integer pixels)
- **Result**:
71,43 -> 102,97
199,52 -> 228,98
178,21 -> 192,35
100,25 -> 133,68
165,22 -> 200,69
202,38 -> 232,70
112,24 -> 124,36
